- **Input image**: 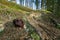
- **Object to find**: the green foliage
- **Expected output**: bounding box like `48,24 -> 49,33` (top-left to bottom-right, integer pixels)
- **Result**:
25,20 -> 40,40
36,9 -> 51,14
56,24 -> 60,29
31,32 -> 40,40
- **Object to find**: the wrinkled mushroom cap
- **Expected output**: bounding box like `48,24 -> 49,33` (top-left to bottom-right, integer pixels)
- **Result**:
13,18 -> 24,28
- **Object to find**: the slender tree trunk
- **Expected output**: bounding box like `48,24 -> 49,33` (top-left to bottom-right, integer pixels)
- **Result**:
35,0 -> 39,9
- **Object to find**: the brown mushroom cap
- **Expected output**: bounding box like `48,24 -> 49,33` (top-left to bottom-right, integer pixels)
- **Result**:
13,19 -> 24,28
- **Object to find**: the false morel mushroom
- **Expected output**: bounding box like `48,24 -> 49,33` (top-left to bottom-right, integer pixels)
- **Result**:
13,19 -> 24,28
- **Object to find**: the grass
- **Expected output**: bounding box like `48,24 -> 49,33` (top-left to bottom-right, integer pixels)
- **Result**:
0,0 -> 34,12
0,5 -> 29,20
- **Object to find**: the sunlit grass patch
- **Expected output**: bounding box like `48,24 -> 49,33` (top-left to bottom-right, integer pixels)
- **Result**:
0,0 -> 34,12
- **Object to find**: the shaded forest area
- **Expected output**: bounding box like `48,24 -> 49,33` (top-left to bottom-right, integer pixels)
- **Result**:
0,0 -> 60,40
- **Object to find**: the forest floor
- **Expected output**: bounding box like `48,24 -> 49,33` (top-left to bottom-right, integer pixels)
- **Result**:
0,0 -> 60,40
0,1 -> 40,40
27,12 -> 60,40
